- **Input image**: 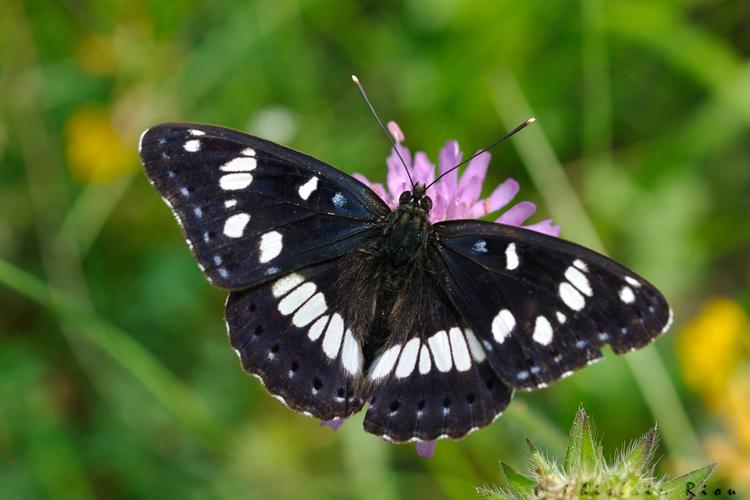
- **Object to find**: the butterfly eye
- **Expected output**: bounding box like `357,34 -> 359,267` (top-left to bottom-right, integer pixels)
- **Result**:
420,196 -> 433,211
399,191 -> 412,204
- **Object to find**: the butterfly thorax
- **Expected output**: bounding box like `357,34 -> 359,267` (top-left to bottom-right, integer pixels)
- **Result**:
381,186 -> 433,267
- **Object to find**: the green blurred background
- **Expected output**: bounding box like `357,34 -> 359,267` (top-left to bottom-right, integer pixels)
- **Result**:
2,0 -> 749,498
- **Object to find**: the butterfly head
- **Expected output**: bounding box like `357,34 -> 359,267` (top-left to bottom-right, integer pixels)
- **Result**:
398,184 -> 433,213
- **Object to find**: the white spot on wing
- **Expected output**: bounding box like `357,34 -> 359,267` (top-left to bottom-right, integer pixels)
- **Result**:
341,330 -> 361,375
619,285 -> 636,304
427,331 -> 452,372
272,273 -> 303,298
559,282 -> 585,311
565,266 -> 592,296
307,315 -> 329,341
532,316 -> 553,345
395,338 -> 420,378
184,139 -> 201,152
370,344 -> 401,379
259,231 -> 283,263
220,157 -> 257,172
322,313 -> 344,359
448,327 -> 471,372
220,172 -> 253,190
505,243 -> 519,270
224,199 -> 237,208
464,329 -> 486,362
556,311 -> 567,324
332,192 -> 347,208
223,213 -> 250,238
625,276 -> 641,287
298,176 -> 319,200
573,259 -> 588,272
138,129 -> 148,153
188,129 -> 205,136
418,345 -> 431,374
661,308 -> 674,334
472,240 -> 487,253
278,282 -> 316,315
492,309 -> 516,343
292,292 -> 327,327
241,147 -> 255,156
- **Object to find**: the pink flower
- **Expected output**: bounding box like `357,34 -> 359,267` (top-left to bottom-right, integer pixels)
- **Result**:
320,418 -> 345,431
354,121 -> 561,236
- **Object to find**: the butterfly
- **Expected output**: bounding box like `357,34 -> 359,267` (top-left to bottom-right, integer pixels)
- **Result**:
139,121 -> 672,443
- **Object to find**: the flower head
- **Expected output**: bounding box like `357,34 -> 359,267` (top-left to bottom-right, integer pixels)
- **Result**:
477,407 -> 716,498
354,121 -> 560,237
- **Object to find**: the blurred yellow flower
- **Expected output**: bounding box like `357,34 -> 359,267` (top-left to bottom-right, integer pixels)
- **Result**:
678,299 -> 750,488
675,298 -> 748,407
64,106 -> 137,182
722,370 -> 750,450
705,436 -> 750,489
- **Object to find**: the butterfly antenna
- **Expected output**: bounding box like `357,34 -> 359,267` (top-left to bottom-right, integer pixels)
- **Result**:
425,118 -> 536,191
351,75 -> 415,189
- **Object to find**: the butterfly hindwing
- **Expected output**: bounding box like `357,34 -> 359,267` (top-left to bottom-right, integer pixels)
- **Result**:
226,258 -> 368,421
139,123 -> 389,289
431,220 -> 672,390
361,268 -> 513,442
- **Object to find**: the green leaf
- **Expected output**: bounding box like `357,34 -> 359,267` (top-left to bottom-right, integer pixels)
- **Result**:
526,438 -> 558,479
579,410 -> 599,476
564,407 -> 586,475
475,485 -> 513,500
661,463 -> 717,500
501,462 -> 535,495
621,425 -> 659,474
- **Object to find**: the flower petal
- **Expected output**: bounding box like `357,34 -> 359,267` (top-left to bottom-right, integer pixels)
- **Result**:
320,418 -> 345,431
437,140 -> 461,199
415,440 -> 436,458
387,145 -> 412,200
496,201 -> 536,226
457,151 -> 490,203
387,121 -> 405,142
353,173 -> 371,184
412,151 -> 435,186
354,173 -> 391,205
446,199 -> 472,220
486,178 -> 520,213
522,218 -> 561,237
429,191 -> 449,223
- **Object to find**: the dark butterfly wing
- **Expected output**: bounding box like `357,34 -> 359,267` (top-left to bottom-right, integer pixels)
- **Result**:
139,123 -> 389,289
361,267 -> 513,442
431,220 -> 672,391
225,258 -> 368,421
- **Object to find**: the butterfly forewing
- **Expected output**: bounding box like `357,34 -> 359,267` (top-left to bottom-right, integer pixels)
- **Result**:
139,123 -> 389,289
431,220 -> 672,390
